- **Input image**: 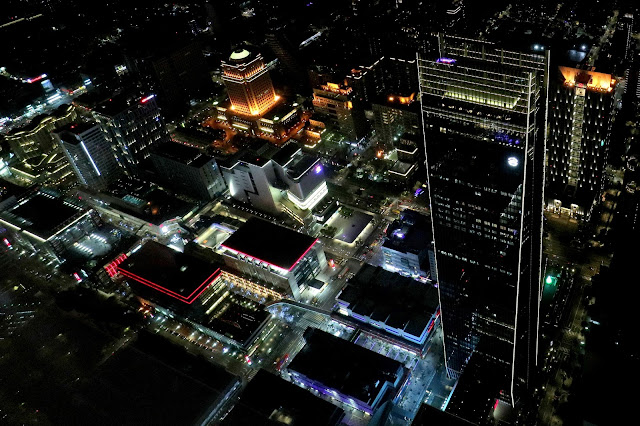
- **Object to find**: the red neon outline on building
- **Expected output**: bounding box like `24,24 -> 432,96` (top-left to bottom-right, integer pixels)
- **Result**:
117,267 -> 221,304
118,268 -> 220,301
118,269 -> 218,304
220,239 -> 318,272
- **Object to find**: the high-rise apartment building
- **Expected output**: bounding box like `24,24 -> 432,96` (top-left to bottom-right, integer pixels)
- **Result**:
221,48 -> 277,116
92,94 -> 170,174
418,34 -> 548,405
547,67 -> 616,217
55,122 -> 122,190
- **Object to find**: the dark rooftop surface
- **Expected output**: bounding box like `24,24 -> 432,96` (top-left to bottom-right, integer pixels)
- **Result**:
288,329 -> 404,406
58,121 -> 98,136
239,150 -> 270,167
93,93 -> 135,117
202,292 -> 269,345
338,265 -> 439,336
1,190 -> 85,240
383,209 -> 433,254
56,122 -> 102,145
372,95 -> 421,112
105,178 -> 193,226
222,369 -> 344,425
152,142 -> 212,168
119,240 -> 222,304
80,330 -> 237,426
413,403 -> 477,426
287,152 -> 319,180
271,142 -> 301,167
221,217 -> 317,270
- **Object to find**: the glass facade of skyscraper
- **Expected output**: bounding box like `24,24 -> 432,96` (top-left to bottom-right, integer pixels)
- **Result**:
418,34 -> 548,403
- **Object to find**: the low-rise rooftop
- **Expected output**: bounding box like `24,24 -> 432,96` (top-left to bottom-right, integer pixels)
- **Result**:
221,217 -> 317,271
0,188 -> 87,240
118,240 -> 222,304
288,329 -> 404,407
338,265 -> 439,337
222,369 -> 344,425
152,142 -> 213,168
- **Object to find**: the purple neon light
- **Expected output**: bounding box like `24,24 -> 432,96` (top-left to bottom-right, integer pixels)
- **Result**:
436,57 -> 456,64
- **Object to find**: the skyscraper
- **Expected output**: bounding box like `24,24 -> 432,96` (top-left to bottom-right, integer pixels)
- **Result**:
93,94 -> 170,174
547,67 -> 616,218
221,48 -> 277,117
55,122 -> 122,190
418,34 -> 548,405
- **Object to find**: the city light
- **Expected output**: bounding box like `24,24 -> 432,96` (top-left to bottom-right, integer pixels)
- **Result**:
508,157 -> 519,167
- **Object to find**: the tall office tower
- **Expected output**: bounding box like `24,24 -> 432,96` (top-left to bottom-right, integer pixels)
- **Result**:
55,122 -> 122,190
547,67 -> 616,218
418,35 -> 548,406
620,13 -> 634,62
221,48 -> 277,116
93,94 -> 170,174
312,82 -> 367,140
346,57 -> 385,105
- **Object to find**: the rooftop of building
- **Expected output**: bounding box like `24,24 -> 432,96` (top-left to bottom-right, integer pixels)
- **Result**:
558,66 -> 616,93
412,403 -> 477,426
288,328 -> 404,406
389,161 -> 416,177
372,93 -> 420,112
152,142 -> 213,168
93,93 -> 153,117
56,122 -> 101,144
5,104 -> 75,137
338,265 -> 439,336
222,369 -> 344,425
0,188 -> 87,240
224,45 -> 260,65
103,178 -> 194,226
118,240 -> 222,304
239,150 -> 271,167
271,142 -> 301,167
261,103 -> 299,122
286,152 -> 321,181
383,209 -> 433,254
221,217 -> 317,271
201,292 -> 270,346
83,330 -> 238,426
